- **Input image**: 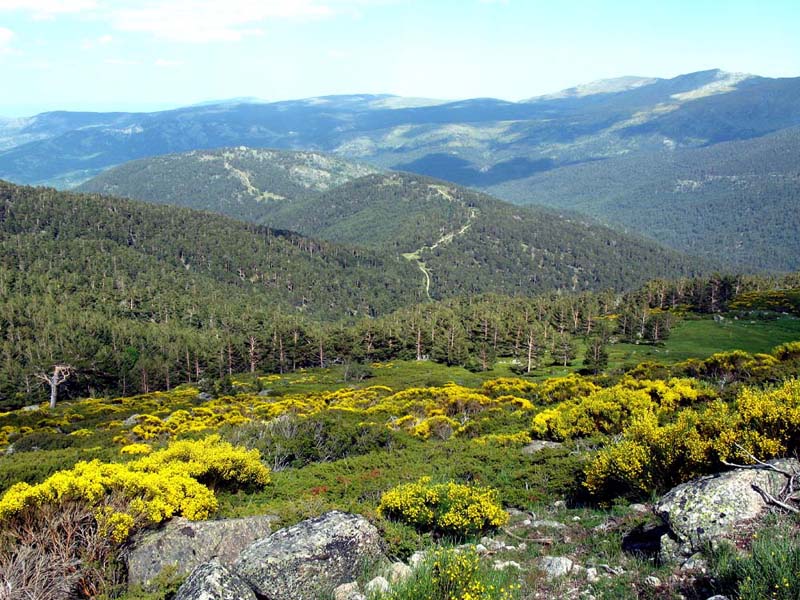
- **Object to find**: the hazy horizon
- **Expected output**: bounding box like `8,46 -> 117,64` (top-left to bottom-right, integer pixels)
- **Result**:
1,0 -> 799,117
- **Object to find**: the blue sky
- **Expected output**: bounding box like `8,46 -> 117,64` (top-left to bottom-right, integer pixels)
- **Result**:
0,0 -> 798,116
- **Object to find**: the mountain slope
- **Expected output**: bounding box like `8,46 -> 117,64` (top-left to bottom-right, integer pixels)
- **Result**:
79,148 -> 708,296
488,127 -> 800,271
2,70 -> 798,190
77,147 -> 380,223
0,180 -> 423,320
266,172 -> 708,297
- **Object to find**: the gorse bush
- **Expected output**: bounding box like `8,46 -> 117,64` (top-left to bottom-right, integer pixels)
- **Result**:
531,378 -> 713,441
0,435 -> 269,542
584,379 -> 800,498
0,436 -> 270,598
378,477 -> 507,537
374,546 -> 520,600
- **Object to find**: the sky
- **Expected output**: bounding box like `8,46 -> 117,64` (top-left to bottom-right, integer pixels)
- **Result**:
0,0 -> 799,117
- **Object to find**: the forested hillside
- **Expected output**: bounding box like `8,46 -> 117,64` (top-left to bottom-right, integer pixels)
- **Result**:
489,127 -> 800,270
80,155 -> 710,298
78,147 -> 380,223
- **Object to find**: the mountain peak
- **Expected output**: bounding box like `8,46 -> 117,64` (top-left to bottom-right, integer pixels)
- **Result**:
531,75 -> 660,101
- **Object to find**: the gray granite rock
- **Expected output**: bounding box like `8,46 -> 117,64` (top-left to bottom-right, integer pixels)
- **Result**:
655,459 -> 799,559
127,514 -> 277,588
522,440 -> 563,454
537,556 -> 574,579
234,511 -> 386,600
174,560 -> 256,600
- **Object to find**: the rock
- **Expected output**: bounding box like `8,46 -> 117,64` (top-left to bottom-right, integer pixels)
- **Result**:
258,389 -> 273,396
537,556 -> 574,579
585,567 -> 600,583
197,392 -> 213,401
387,562 -> 412,583
365,576 -> 390,594
333,582 -> 364,600
235,511 -> 386,600
21,404 -> 40,412
409,551 -> 427,568
474,543 -> 488,554
479,536 -> 505,551
553,500 -> 567,509
655,459 -> 799,558
530,520 -> 566,530
127,515 -> 277,588
174,560 -> 256,600
681,555 -> 708,572
629,503 -> 649,514
644,575 -> 661,587
522,440 -> 564,454
493,560 -> 522,571
122,413 -> 141,427
705,596 -> 730,600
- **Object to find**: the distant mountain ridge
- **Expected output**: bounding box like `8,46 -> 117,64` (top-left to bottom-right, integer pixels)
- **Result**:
1,69 -> 797,190
488,126 -> 800,271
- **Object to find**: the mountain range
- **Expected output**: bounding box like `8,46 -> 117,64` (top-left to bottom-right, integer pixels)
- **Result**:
2,68 -> 798,271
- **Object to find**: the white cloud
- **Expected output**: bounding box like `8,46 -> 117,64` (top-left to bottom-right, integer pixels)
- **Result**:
105,57 -> 139,65
81,33 -> 113,50
0,0 -> 98,20
0,26 -> 14,55
154,57 -> 184,68
112,0 -> 336,43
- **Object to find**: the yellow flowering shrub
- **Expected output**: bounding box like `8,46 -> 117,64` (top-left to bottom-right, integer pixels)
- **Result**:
482,374 -> 598,405
0,460 -> 216,542
378,477 -> 508,537
120,443 -> 152,455
774,341 -> 800,362
132,435 -> 271,490
584,381 -> 800,498
384,547 -> 519,600
532,386 -> 655,440
0,436 -> 270,544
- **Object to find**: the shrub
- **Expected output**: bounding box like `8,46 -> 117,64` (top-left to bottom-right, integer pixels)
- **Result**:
374,546 -> 520,600
132,434 -> 270,491
377,477 -> 507,538
709,524 -> 800,600
584,380 -> 800,499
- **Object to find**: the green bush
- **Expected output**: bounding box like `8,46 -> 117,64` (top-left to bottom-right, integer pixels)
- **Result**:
221,411 -> 399,470
709,524 -> 800,600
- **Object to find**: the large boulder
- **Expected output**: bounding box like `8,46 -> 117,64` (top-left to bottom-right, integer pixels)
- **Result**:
127,514 -> 277,588
655,459 -> 799,559
235,511 -> 386,600
174,560 -> 256,600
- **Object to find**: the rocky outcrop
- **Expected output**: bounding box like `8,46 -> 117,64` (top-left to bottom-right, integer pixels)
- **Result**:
127,514 -> 277,588
522,440 -> 563,454
174,560 -> 256,600
655,459 -> 799,560
234,511 -> 386,600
